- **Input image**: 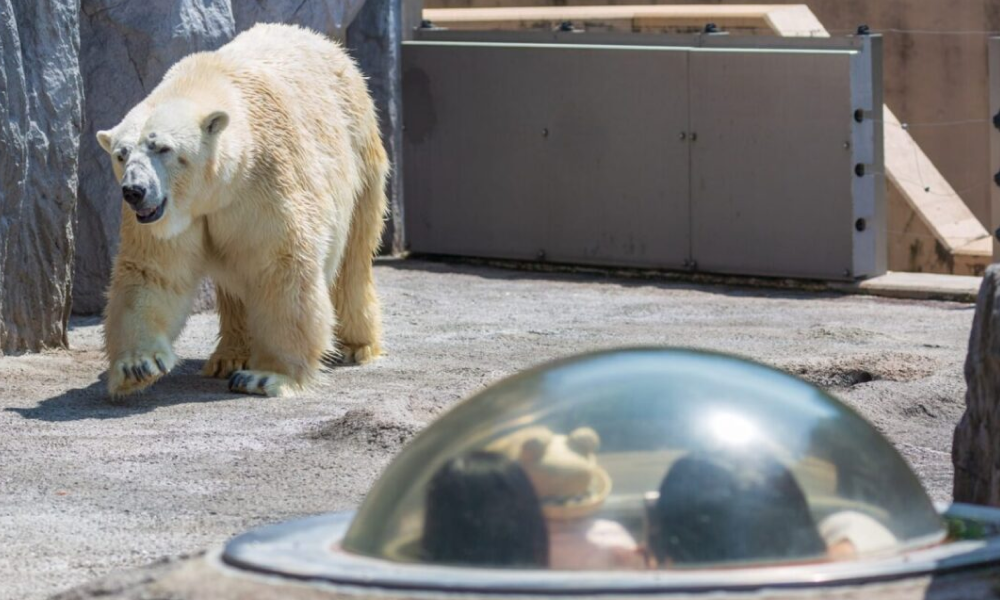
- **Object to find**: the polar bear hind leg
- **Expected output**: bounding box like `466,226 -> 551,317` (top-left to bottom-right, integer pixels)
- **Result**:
331,138 -> 389,365
228,234 -> 335,397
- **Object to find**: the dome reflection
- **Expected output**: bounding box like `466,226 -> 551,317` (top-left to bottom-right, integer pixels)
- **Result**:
342,348 -> 945,570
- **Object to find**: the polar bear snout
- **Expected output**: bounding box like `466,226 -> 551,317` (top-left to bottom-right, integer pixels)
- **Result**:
121,183 -> 167,224
122,184 -> 146,206
121,163 -> 168,224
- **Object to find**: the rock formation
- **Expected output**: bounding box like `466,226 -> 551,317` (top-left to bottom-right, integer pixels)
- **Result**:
0,0 -> 82,354
953,265 -> 1000,505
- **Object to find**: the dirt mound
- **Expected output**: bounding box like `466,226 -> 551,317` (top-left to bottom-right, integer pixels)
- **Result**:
308,408 -> 423,451
799,325 -> 891,343
775,352 -> 941,389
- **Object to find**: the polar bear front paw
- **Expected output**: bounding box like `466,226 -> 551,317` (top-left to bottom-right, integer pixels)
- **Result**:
227,370 -> 296,397
202,352 -> 250,379
108,348 -> 177,398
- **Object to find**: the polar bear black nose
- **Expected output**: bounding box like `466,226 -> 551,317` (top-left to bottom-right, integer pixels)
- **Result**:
122,185 -> 146,206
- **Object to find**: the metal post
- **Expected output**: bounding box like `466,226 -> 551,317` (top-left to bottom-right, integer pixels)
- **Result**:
989,37 -> 1000,262
403,0 -> 424,41
850,34 -> 886,278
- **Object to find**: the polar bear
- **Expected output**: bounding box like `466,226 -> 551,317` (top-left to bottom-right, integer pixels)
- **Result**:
96,23 -> 388,398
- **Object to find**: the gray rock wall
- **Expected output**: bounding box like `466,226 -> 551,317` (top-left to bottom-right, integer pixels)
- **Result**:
953,265 -> 1000,505
73,0 -> 386,315
74,0 -> 235,316
348,0 -> 404,256
0,0 -> 82,355
233,1 -> 366,36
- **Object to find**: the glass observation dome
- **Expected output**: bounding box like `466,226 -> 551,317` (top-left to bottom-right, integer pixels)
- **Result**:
340,348 -> 946,571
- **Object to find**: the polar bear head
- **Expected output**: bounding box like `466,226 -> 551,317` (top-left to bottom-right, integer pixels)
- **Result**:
97,99 -> 229,240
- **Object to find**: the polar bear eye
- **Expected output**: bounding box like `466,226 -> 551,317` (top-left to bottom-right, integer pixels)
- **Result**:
115,148 -> 128,163
156,146 -> 172,155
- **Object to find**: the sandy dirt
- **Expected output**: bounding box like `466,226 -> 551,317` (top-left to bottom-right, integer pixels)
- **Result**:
0,259 -> 976,600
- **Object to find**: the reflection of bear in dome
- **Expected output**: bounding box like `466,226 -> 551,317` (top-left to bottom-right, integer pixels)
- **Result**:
486,426 -> 645,570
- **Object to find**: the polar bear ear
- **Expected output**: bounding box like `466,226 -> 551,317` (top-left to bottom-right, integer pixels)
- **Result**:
201,111 -> 229,136
96,129 -> 113,153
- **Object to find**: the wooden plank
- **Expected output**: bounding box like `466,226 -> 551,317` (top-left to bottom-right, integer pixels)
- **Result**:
426,6 -> 794,23
887,185 -> 990,276
762,6 -> 828,38
424,5 -> 825,34
884,108 -> 990,255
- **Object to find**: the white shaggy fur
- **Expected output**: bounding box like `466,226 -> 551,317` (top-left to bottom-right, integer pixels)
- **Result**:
97,24 -> 388,398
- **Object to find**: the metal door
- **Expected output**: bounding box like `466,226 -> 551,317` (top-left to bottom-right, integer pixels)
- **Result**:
402,32 -> 883,281
688,49 -> 855,279
403,41 -> 691,269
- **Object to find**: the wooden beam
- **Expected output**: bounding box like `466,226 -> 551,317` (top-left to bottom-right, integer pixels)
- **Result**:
424,5 -> 827,36
884,108 -> 991,256
761,5 -> 828,38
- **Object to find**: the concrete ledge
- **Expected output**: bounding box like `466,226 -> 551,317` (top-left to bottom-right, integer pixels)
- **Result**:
401,256 -> 982,303
833,272 -> 984,303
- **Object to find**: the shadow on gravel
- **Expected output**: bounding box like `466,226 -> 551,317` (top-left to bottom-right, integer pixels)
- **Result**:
383,257 -> 845,302
66,315 -> 102,330
4,358 -> 244,422
385,258 -> 980,308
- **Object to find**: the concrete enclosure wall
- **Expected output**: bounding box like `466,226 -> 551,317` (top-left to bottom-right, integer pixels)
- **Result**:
425,0 -> 998,238
404,32 -> 884,280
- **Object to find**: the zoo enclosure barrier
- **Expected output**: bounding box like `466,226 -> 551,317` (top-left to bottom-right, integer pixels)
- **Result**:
402,29 -> 884,281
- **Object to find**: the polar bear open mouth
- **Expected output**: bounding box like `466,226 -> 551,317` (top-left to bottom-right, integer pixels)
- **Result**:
135,198 -> 167,224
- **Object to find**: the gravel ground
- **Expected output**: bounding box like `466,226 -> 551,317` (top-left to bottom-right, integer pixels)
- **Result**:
0,259 -> 976,600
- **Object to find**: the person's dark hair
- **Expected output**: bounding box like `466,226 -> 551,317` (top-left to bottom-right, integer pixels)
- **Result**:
422,451 -> 549,568
648,450 -> 826,566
